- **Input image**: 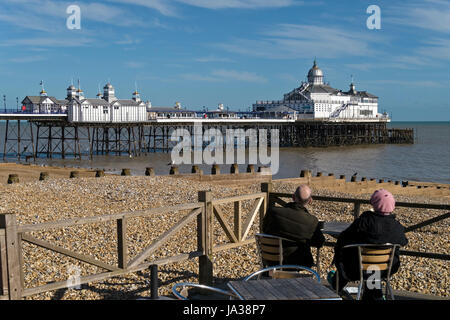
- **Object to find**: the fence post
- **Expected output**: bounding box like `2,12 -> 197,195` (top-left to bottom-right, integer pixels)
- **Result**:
260,182 -> 272,232
198,191 -> 213,286
234,201 -> 242,242
0,228 -> 8,298
150,264 -> 159,299
0,213 -> 22,300
353,202 -> 361,220
117,218 -> 128,269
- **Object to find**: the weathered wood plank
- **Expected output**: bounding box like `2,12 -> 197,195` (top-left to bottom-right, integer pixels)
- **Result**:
211,193 -> 266,205
213,205 -> 238,243
198,191 -> 213,286
271,197 -> 288,207
21,234 -> 119,272
22,250 -> 203,298
128,207 -> 201,268
234,201 -> 242,242
212,238 -> 255,253
17,202 -> 203,233
0,214 -> 22,300
0,228 -> 8,297
270,192 -> 450,211
405,212 -> 450,233
117,218 -> 127,269
241,197 -> 264,241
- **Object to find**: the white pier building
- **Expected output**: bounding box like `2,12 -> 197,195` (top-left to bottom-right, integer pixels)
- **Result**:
67,83 -> 147,123
253,60 -> 385,121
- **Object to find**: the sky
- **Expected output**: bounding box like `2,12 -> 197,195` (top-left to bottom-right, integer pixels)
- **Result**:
0,0 -> 449,121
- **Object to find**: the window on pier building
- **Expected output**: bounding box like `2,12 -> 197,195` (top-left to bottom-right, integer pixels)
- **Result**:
360,110 -> 373,116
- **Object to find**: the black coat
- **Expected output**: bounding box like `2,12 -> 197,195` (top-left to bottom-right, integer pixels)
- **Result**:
333,211 -> 408,282
262,202 -> 325,268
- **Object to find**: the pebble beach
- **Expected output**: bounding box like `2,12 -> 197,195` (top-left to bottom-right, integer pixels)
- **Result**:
0,170 -> 448,300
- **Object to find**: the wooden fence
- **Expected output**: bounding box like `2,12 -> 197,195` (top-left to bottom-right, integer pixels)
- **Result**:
1,182 -> 448,300
267,182 -> 450,261
0,189 -> 267,300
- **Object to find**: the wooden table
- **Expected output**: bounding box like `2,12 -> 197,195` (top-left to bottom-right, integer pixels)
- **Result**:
227,277 -> 341,300
321,221 -> 350,239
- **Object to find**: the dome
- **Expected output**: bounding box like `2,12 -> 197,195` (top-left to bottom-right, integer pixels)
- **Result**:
104,83 -> 114,89
307,59 -> 324,85
308,59 -> 323,77
67,85 -> 76,90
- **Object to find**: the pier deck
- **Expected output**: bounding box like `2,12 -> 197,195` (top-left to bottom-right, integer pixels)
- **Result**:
1,112 -> 414,160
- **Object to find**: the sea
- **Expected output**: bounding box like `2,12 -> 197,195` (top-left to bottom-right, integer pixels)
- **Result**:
0,121 -> 449,184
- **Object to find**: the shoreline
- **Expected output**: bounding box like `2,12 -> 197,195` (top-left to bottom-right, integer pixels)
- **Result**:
1,162 -> 449,199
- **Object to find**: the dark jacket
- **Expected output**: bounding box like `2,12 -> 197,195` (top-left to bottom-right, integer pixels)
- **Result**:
333,211 -> 408,282
262,202 -> 325,268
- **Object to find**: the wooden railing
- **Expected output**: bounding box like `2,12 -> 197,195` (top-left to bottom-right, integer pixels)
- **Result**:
267,182 -> 450,262
0,189 -> 267,300
1,181 -> 448,300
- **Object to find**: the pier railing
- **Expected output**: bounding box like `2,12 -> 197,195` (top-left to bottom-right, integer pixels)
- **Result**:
1,182 -> 448,300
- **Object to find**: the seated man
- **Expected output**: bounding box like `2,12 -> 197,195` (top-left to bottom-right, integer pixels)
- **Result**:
329,189 -> 408,300
262,184 -> 325,268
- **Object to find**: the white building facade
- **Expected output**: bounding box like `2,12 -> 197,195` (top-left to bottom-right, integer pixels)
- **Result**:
67,83 -> 147,123
253,60 -> 383,120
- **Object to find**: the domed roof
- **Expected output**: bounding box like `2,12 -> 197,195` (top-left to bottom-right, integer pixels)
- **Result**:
67,85 -> 76,90
308,59 -> 323,77
104,83 -> 114,89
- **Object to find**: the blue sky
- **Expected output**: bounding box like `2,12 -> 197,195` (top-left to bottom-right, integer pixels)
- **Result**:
0,0 -> 449,121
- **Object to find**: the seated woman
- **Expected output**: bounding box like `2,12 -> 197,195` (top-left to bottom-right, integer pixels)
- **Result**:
328,189 -> 408,300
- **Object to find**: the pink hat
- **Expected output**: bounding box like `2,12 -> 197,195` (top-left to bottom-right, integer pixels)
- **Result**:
370,189 -> 395,214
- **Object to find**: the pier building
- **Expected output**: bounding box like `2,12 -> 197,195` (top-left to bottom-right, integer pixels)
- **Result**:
253,60 -> 381,120
67,83 -> 147,123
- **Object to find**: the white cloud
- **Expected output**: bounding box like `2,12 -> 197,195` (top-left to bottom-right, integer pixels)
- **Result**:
124,61 -> 146,68
216,24 -> 380,59
195,55 -> 234,63
175,0 -> 300,9
388,0 -> 450,34
181,69 -> 266,83
416,38 -> 450,60
106,0 -> 178,16
9,55 -> 46,63
211,69 -> 267,82
105,0 -> 303,16
0,0 -> 152,32
0,37 -> 95,47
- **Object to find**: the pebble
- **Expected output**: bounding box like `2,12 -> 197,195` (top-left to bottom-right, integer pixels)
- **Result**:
0,176 -> 448,299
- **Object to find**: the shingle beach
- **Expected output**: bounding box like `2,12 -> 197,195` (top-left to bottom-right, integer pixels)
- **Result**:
0,172 -> 448,299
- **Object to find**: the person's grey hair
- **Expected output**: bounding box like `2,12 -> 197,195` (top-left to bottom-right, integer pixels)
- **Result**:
293,185 -> 312,206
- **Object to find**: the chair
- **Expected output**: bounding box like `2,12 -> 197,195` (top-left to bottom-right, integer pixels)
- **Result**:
255,233 -> 321,274
172,282 -> 238,300
244,265 -> 321,282
337,243 -> 399,300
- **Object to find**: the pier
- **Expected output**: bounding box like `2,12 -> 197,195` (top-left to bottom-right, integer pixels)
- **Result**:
1,111 -> 414,161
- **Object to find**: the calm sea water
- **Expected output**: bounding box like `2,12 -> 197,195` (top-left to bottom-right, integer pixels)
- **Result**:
0,121 -> 449,184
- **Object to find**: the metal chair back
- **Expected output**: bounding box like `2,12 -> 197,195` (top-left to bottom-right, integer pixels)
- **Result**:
341,243 -> 399,300
244,265 -> 321,282
255,233 -> 293,267
255,233 -> 321,274
172,282 -> 238,300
